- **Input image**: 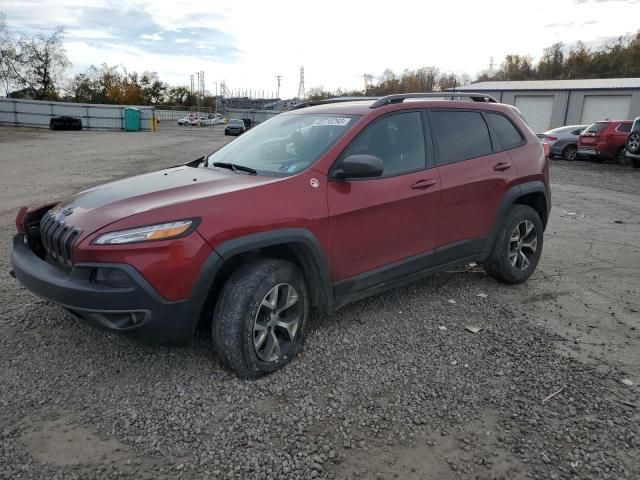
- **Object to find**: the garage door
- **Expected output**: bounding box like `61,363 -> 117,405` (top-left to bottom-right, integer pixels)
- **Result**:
514,96 -> 554,133
580,95 -> 632,124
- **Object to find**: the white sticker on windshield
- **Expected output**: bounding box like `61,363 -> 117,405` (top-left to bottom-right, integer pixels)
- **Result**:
311,117 -> 351,127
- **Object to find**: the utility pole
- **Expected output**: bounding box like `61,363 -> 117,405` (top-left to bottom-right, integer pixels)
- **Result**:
276,75 -> 282,100
195,71 -> 201,115
297,67 -> 305,100
212,81 -> 218,113
489,57 -> 495,75
190,74 -> 194,107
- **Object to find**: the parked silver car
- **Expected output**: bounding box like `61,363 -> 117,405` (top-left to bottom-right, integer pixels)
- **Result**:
538,125 -> 588,160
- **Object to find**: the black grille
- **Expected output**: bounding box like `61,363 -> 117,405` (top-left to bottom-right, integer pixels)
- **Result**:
39,211 -> 82,268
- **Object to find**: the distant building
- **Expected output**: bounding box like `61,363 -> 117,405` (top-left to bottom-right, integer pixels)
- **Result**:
452,78 -> 640,132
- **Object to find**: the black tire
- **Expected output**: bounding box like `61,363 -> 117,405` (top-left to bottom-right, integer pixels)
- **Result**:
212,259 -> 309,378
562,144 -> 578,161
626,132 -> 640,154
484,205 -> 544,284
616,147 -> 629,166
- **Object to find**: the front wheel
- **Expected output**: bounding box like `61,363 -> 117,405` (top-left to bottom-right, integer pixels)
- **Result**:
484,205 -> 544,284
212,259 -> 309,378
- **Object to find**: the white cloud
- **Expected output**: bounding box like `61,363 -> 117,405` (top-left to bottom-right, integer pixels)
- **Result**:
140,32 -> 162,41
65,29 -> 115,39
3,0 -> 639,98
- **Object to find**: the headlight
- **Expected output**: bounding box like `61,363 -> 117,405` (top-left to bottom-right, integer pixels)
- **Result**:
93,219 -> 196,245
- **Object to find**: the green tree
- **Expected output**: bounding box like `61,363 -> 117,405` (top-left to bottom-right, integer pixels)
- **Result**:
537,42 -> 565,79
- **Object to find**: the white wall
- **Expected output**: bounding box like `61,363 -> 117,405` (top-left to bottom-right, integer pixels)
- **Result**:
0,98 -> 155,131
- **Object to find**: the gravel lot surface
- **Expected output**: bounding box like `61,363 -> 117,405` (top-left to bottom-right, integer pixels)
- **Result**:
0,125 -> 639,479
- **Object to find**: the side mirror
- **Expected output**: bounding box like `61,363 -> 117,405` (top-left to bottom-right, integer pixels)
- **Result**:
334,154 -> 383,179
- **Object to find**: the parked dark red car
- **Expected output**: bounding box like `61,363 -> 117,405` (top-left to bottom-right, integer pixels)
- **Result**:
11,93 -> 550,378
577,120 -> 632,163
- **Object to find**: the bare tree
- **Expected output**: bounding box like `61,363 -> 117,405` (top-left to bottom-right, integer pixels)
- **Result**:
0,13 -> 17,96
13,27 -> 70,99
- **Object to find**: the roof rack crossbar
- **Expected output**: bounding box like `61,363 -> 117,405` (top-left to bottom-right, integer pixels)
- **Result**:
288,97 -> 380,111
369,92 -> 498,108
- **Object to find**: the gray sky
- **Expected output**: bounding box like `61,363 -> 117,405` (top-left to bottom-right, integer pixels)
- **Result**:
3,0 -> 640,97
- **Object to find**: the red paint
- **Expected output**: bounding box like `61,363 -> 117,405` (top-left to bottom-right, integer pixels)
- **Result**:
578,120 -> 632,159
21,99 -> 549,301
15,207 -> 28,234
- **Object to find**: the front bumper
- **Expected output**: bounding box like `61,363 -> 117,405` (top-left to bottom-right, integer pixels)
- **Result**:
625,151 -> 640,160
10,234 -> 196,345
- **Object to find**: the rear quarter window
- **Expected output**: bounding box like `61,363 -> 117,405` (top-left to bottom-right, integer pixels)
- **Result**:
485,113 -> 524,150
616,122 -> 632,133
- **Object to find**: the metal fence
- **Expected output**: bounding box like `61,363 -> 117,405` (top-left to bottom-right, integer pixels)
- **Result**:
154,108 -> 214,121
226,108 -> 281,124
0,98 -> 155,131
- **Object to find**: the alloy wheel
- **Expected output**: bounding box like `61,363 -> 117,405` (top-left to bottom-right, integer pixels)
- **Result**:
564,145 -> 577,161
628,133 -> 640,153
509,220 -> 537,271
253,283 -> 301,362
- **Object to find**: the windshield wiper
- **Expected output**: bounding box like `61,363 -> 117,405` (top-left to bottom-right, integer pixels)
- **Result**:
211,162 -> 257,175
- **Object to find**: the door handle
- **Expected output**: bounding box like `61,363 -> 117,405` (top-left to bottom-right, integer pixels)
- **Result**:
411,179 -> 437,189
493,162 -> 512,171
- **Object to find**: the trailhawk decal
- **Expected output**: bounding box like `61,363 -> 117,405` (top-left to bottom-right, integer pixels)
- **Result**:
311,117 -> 351,127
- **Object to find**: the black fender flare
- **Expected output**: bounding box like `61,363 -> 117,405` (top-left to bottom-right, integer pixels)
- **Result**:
484,181 -> 549,257
182,228 -> 333,332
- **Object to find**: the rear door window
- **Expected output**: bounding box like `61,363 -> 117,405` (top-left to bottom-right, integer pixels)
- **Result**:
485,113 -> 524,150
585,122 -> 608,134
430,111 -> 493,165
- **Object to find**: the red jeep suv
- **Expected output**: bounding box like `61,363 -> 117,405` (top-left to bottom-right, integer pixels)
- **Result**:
11,93 -> 550,378
577,120 -> 632,163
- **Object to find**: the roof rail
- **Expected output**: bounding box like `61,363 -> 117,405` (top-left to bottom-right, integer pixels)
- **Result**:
288,97 -> 380,111
369,92 -> 498,108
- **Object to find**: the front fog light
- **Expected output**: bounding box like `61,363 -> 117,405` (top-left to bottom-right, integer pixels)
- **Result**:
92,268 -> 133,288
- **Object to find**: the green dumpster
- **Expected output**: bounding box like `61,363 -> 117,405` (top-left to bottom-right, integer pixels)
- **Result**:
123,107 -> 141,131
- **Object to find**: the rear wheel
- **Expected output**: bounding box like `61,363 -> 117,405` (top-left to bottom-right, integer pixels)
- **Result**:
616,147 -> 629,166
212,259 -> 309,378
626,132 -> 640,154
562,144 -> 578,161
484,205 -> 544,284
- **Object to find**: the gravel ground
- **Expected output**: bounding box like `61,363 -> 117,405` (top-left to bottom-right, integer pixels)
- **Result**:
0,126 -> 638,479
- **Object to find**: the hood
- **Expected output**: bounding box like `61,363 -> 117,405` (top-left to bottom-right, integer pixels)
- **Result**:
53,165 -> 278,237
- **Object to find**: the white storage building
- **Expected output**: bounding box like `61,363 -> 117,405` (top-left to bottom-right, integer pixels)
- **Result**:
453,78 -> 640,133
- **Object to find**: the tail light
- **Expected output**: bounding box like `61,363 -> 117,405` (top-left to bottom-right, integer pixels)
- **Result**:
542,143 -> 550,156
544,135 -> 558,141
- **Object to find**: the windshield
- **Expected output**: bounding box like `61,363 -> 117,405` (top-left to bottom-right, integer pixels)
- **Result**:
207,113 -> 358,176
229,119 -> 244,126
